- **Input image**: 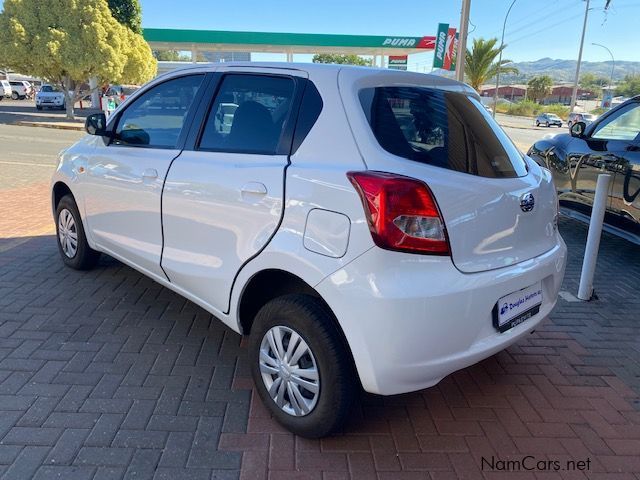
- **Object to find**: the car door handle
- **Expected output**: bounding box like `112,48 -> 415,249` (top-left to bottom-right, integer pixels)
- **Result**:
241,182 -> 267,195
142,168 -> 158,180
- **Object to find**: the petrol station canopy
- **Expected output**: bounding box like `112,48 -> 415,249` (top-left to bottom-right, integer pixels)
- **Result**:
143,28 -> 436,58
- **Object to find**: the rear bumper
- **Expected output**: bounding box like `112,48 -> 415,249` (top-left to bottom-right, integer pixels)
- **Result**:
316,234 -> 567,395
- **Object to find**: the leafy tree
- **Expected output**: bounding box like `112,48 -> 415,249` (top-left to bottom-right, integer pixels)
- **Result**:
464,38 -> 518,92
580,72 -> 609,91
153,50 -> 191,62
312,54 -> 372,66
107,0 -> 142,34
616,74 -> 640,97
527,75 -> 554,103
0,0 -> 156,119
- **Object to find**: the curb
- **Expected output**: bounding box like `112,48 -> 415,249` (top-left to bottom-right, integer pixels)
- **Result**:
15,121 -> 84,131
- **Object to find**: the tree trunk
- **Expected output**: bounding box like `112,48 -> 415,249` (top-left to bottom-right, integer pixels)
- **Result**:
62,76 -> 75,121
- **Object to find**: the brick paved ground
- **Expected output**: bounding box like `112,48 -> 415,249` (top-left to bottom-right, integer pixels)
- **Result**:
1,180 -> 639,480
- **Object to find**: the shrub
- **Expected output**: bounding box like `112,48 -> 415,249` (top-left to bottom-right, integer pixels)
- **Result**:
496,100 -> 569,118
543,104 -> 570,118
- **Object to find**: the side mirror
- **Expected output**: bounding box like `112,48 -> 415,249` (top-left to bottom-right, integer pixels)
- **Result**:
570,121 -> 586,138
85,112 -> 107,136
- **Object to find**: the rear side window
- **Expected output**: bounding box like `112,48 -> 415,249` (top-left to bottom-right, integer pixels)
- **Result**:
359,87 -> 527,178
199,74 -> 295,154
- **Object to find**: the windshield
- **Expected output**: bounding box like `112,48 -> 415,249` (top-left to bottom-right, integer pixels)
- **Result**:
41,85 -> 60,93
359,86 -> 528,178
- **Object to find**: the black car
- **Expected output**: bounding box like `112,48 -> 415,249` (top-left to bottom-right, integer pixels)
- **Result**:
528,96 -> 640,239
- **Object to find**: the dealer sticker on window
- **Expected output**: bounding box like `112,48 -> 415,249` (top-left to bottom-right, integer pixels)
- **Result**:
494,282 -> 543,333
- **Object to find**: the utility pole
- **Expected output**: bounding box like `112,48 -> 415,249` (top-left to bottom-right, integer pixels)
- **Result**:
455,0 -> 471,83
493,0 -> 517,118
592,42 -> 615,107
570,0 -> 590,112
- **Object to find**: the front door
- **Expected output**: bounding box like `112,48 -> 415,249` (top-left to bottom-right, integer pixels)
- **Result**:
589,100 -> 640,234
161,69 -> 304,313
82,74 -> 205,277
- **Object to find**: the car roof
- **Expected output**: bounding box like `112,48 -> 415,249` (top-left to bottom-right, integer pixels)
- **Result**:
153,61 -> 471,90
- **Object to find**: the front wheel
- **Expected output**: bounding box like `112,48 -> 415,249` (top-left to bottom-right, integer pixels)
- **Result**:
249,294 -> 356,438
546,122 -> 550,127
535,121 -> 540,127
55,194 -> 100,270
11,92 -> 18,100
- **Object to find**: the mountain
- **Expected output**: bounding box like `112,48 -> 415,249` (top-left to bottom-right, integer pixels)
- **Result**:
500,57 -> 640,84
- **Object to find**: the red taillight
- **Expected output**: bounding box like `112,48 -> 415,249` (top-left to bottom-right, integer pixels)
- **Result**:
347,171 -> 450,255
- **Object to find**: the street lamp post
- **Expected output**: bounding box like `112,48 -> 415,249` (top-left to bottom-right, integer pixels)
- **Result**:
591,42 -> 615,107
493,0 -> 518,118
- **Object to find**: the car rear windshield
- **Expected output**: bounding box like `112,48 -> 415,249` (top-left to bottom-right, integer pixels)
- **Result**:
359,86 -> 528,178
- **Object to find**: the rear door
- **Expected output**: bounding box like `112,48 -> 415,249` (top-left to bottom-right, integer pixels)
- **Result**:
339,70 -> 559,273
161,68 -> 305,313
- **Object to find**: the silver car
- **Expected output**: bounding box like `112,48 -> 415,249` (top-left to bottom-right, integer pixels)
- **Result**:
567,112 -> 596,128
535,113 -> 562,127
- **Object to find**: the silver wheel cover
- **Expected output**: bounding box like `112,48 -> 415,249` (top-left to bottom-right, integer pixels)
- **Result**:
259,325 -> 320,416
58,208 -> 78,258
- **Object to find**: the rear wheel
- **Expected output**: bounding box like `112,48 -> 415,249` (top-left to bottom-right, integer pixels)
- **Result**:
11,91 -> 18,100
249,294 -> 356,438
545,121 -> 549,127
55,195 -> 100,270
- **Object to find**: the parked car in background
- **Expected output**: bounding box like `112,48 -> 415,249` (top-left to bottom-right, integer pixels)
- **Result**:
35,85 -> 66,110
9,80 -> 33,100
51,63 -> 566,437
529,95 -> 640,239
567,112 -> 596,128
0,80 -> 12,100
105,84 -> 141,106
536,113 -> 562,127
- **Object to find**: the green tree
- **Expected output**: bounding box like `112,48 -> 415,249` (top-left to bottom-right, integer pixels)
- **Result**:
464,38 -> 518,92
527,75 -> 554,103
580,72 -> 609,91
312,54 -> 372,66
153,50 -> 191,62
107,0 -> 142,34
616,74 -> 640,97
0,0 -> 156,119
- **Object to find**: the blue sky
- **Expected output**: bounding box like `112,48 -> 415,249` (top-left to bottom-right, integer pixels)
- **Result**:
1,0 -> 637,68
137,0 -> 639,70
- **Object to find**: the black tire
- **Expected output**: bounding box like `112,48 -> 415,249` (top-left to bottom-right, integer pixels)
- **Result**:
55,194 -> 100,270
249,294 -> 356,438
11,91 -> 18,100
545,121 -> 549,127
36,105 -> 42,110
535,121 -> 540,127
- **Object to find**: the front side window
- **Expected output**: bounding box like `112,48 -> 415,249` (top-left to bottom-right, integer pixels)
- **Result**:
359,87 -> 527,178
591,102 -> 640,141
113,75 -> 204,148
199,74 -> 295,154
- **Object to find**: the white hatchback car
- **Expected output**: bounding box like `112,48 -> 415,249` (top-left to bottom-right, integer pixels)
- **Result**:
51,63 -> 567,437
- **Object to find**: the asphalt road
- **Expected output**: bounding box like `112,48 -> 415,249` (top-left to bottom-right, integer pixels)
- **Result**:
0,124 -> 83,190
